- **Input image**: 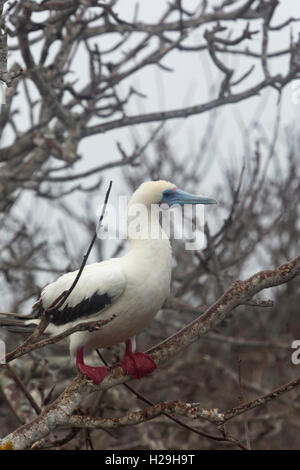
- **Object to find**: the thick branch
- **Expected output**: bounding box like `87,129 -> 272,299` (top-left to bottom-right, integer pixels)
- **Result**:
0,254 -> 299,449
83,74 -> 291,137
66,400 -> 223,429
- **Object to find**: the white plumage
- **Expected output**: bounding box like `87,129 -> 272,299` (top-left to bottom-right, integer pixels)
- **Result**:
24,180 -> 216,383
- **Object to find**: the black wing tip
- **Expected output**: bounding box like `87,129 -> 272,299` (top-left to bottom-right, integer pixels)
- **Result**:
49,292 -> 113,326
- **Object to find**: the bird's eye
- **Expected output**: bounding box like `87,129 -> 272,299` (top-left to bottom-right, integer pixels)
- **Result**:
163,189 -> 173,198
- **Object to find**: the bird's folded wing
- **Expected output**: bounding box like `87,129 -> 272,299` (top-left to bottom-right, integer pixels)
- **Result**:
37,260 -> 126,326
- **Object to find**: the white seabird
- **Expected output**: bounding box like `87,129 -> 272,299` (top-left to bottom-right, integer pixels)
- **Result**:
8,181 -> 217,384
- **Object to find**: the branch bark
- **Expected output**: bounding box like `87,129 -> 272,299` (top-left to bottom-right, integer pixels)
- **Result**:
1,254 -> 299,449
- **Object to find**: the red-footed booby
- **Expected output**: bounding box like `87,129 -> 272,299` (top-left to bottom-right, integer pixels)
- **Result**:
18,181 -> 217,384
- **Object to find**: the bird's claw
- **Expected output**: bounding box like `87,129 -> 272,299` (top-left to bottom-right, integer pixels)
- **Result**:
120,351 -> 157,379
76,347 -> 107,384
78,362 -> 108,384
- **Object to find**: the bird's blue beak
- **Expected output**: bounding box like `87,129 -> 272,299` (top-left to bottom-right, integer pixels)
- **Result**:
160,188 -> 217,207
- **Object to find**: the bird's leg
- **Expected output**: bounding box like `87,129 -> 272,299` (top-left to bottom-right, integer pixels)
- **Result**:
119,339 -> 157,379
76,347 -> 107,384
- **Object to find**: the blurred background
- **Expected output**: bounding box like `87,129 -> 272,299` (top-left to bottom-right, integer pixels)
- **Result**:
0,0 -> 300,449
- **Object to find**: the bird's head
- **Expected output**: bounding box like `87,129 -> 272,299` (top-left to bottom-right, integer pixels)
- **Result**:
129,180 -> 217,208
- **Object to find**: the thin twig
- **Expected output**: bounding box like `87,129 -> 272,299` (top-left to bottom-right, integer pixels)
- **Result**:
96,350 -> 234,444
3,181 -> 113,362
4,364 -> 41,415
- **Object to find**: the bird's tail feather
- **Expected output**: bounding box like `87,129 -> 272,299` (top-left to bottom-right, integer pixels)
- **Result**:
0,313 -> 36,333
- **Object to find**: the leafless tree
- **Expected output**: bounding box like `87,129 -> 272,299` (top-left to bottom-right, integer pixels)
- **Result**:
0,0 -> 300,450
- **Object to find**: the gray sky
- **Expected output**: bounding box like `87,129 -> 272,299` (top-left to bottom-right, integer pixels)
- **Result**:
3,0 -> 300,305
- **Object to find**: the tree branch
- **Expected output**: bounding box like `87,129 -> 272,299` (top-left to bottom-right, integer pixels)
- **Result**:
1,254 -> 299,449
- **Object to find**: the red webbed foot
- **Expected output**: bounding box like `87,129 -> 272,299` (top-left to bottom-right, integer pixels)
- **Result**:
119,339 -> 157,379
76,347 -> 107,384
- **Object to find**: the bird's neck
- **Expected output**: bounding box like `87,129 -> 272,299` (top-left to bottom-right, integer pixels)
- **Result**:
126,207 -> 172,258
122,207 -> 172,287
125,234 -> 172,280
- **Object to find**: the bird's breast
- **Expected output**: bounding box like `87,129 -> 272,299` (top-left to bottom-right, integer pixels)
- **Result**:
70,239 -> 172,352
122,244 -> 172,319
